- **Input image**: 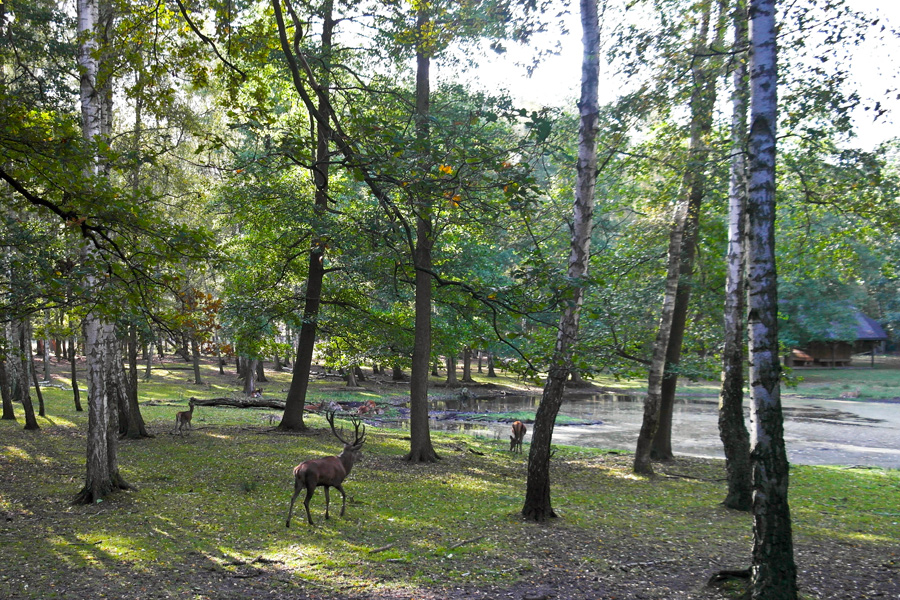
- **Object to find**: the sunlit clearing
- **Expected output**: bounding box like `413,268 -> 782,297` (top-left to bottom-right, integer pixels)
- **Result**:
3,445 -> 32,461
48,415 -> 77,427
80,533 -> 157,562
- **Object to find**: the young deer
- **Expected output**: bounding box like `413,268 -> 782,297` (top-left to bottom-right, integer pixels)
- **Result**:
286,411 -> 366,527
174,400 -> 195,435
509,420 -> 526,453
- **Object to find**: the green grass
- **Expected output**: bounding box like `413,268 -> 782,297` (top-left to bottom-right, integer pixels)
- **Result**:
2,356 -> 899,598
783,356 -> 900,400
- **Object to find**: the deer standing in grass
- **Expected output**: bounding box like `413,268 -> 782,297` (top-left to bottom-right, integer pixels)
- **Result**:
286,411 -> 366,527
510,420 -> 526,453
174,400 -> 195,435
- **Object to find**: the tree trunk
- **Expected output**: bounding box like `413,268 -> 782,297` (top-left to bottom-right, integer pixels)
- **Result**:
643,0 -> 725,464
404,7 -> 438,463
392,364 -> 406,381
523,0 -> 599,521
73,0 -> 129,504
718,0 -> 752,512
75,316 -> 130,503
747,0 -> 797,595
279,0 -> 335,432
0,357 -> 15,420
462,347 -> 474,382
344,364 -> 358,387
12,320 -> 39,430
243,358 -> 258,395
27,326 -> 46,418
71,336 -> 83,411
128,327 -> 139,404
113,341 -> 131,437
190,336 -> 203,384
256,359 -> 267,382
353,365 -> 366,381
43,311 -> 52,381
487,353 -> 496,377
445,354 -> 458,385
118,337 -> 148,439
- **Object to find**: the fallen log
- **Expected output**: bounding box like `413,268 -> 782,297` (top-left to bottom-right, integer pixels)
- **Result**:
189,396 -> 286,410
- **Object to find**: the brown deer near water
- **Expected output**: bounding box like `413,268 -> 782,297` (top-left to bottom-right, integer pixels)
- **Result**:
510,420 -> 526,453
286,411 -> 366,527
174,399 -> 195,435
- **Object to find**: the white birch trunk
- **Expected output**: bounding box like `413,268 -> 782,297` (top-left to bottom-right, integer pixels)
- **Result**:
75,0 -> 127,503
746,0 -> 796,596
522,0 -> 600,521
718,0 -> 752,511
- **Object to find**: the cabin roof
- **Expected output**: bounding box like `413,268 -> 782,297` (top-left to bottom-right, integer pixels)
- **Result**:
853,312 -> 888,341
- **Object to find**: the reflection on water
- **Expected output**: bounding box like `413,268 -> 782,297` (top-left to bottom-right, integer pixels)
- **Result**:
384,393 -> 900,469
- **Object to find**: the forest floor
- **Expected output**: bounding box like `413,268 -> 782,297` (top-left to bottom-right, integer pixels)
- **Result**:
2,356 -> 899,599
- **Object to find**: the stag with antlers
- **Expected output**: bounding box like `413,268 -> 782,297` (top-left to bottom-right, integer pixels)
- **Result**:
286,411 -> 366,527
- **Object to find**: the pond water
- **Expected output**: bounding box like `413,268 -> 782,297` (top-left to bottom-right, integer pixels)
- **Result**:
387,393 -> 900,469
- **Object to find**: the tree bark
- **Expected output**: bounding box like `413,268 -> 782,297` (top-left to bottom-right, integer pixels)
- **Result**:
43,311 -> 52,381
279,0 -> 335,432
0,357 -> 14,420
462,347 -> 474,382
73,0 -> 129,503
404,7 -> 439,463
718,0 -> 752,512
190,336 -> 203,384
118,337 -> 149,439
746,0 -> 796,596
644,0 -> 725,465
256,358 -> 267,382
242,358 -> 258,395
27,326 -> 46,418
445,354 -> 458,385
345,364 -> 359,387
75,317 -> 130,503
522,0 -> 599,521
71,336 -> 83,411
12,320 -> 39,429
191,396 -> 286,409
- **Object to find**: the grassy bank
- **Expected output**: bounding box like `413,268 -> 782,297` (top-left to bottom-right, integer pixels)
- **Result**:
1,357 -> 899,599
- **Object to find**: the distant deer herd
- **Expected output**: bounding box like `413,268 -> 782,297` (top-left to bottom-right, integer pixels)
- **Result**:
172,400 -> 529,526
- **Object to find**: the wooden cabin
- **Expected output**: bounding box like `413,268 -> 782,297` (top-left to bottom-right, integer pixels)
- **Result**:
789,312 -> 887,367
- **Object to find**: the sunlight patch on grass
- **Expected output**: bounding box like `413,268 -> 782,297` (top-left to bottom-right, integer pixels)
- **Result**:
3,445 -> 32,461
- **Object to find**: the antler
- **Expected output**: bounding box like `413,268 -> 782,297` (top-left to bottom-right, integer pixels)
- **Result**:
326,410 -> 366,447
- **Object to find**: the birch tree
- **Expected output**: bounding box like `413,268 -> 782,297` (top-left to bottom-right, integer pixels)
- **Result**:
746,0 -> 796,595
633,0 -> 728,474
522,0 -> 600,521
73,0 -> 130,504
718,0 -> 752,512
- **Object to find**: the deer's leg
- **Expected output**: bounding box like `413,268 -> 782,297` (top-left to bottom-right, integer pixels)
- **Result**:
285,474 -> 309,527
286,486 -> 302,528
303,482 -> 316,525
334,483 -> 347,517
323,486 -> 331,520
